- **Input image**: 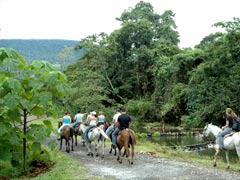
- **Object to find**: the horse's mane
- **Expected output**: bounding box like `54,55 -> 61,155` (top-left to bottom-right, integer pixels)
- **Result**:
207,123 -> 222,136
209,123 -> 221,131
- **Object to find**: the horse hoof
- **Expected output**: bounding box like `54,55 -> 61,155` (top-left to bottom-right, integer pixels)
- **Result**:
131,162 -> 133,165
213,164 -> 216,167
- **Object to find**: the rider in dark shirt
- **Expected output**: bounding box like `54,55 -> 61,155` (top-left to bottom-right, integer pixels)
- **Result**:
111,108 -> 131,148
217,108 -> 237,150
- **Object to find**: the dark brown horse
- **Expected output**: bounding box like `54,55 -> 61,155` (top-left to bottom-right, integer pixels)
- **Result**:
58,121 -> 74,153
73,123 -> 84,146
116,128 -> 137,164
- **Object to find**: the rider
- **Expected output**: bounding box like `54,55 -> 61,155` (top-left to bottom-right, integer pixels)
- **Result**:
71,110 -> 85,129
111,108 -> 131,148
97,111 -> 105,126
83,111 -> 97,143
216,108 -> 237,150
105,108 -> 121,136
58,112 -> 72,133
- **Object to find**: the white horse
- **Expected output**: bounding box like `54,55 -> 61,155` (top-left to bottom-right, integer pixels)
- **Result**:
202,123 -> 240,169
80,124 -> 109,158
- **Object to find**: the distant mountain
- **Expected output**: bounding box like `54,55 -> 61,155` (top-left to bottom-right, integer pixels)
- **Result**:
0,39 -> 83,70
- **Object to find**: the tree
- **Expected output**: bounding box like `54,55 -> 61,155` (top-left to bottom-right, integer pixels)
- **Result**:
0,48 -> 70,173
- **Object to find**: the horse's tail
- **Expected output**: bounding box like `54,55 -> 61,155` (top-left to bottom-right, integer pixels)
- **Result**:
128,129 -> 137,145
99,128 -> 109,139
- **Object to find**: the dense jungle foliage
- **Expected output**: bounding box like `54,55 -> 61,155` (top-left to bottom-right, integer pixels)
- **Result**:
64,1 -> 240,130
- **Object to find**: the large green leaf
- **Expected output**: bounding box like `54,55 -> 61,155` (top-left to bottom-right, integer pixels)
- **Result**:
38,92 -> 53,105
2,77 -> 22,92
3,93 -> 20,109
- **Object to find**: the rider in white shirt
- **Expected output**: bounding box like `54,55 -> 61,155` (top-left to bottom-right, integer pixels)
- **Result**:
84,111 -> 97,143
105,108 -> 121,136
71,110 -> 85,129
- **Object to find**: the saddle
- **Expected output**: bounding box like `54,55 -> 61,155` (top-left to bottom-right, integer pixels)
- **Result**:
223,131 -> 235,139
118,128 -> 129,135
88,126 -> 97,132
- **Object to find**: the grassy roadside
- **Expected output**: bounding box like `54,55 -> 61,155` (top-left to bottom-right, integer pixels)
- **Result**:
2,118 -> 240,179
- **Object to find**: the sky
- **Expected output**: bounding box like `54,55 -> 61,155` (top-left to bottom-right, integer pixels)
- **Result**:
0,0 -> 239,48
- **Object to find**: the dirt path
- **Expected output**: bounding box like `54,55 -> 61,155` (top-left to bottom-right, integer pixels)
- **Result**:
58,137 -> 240,180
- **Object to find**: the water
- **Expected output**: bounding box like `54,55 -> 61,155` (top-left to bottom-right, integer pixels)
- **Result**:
148,135 -> 205,147
144,135 -> 239,162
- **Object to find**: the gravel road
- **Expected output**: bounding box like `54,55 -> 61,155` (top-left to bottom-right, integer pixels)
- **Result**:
57,137 -> 240,180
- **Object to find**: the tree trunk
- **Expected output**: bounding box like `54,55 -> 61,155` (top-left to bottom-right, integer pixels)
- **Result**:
23,109 -> 27,173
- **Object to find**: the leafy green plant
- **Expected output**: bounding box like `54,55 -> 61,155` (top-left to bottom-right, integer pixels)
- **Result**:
0,48 -> 70,173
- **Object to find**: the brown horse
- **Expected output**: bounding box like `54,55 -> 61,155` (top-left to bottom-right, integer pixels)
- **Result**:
116,128 -> 137,164
58,121 -> 74,153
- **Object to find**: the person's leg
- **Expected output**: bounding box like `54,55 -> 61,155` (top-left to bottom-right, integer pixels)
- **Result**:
58,124 -> 65,133
105,124 -> 113,136
71,121 -> 77,129
84,125 -> 92,142
112,128 -> 119,147
217,128 -> 232,149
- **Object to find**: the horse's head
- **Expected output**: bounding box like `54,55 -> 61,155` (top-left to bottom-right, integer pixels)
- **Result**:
58,121 -> 63,128
202,123 -> 220,139
202,123 -> 211,139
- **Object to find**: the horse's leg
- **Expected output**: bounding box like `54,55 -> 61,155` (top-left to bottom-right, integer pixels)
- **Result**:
65,138 -> 67,152
124,143 -> 130,164
75,133 -> 77,146
94,139 -> 100,157
67,139 -> 70,153
225,151 -> 230,169
101,138 -> 105,158
60,138 -> 63,150
131,144 -> 134,165
109,145 -> 112,154
117,147 -> 122,163
71,136 -> 74,151
213,149 -> 220,167
86,142 -> 93,156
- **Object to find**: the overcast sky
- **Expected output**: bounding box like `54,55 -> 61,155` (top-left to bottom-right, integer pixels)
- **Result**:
0,0 -> 239,48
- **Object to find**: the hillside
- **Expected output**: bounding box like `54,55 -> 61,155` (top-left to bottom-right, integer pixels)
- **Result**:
0,39 -> 83,70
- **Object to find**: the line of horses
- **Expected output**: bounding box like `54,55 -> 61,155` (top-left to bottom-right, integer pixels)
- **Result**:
58,121 -> 137,164
59,120 -> 240,168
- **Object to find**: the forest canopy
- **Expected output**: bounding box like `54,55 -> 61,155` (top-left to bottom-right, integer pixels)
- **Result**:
65,2 -> 240,129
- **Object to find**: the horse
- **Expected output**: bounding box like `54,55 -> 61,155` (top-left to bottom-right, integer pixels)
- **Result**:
80,123 -> 109,157
58,121 -> 74,153
202,123 -> 240,169
73,123 -> 85,146
116,128 -> 137,164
